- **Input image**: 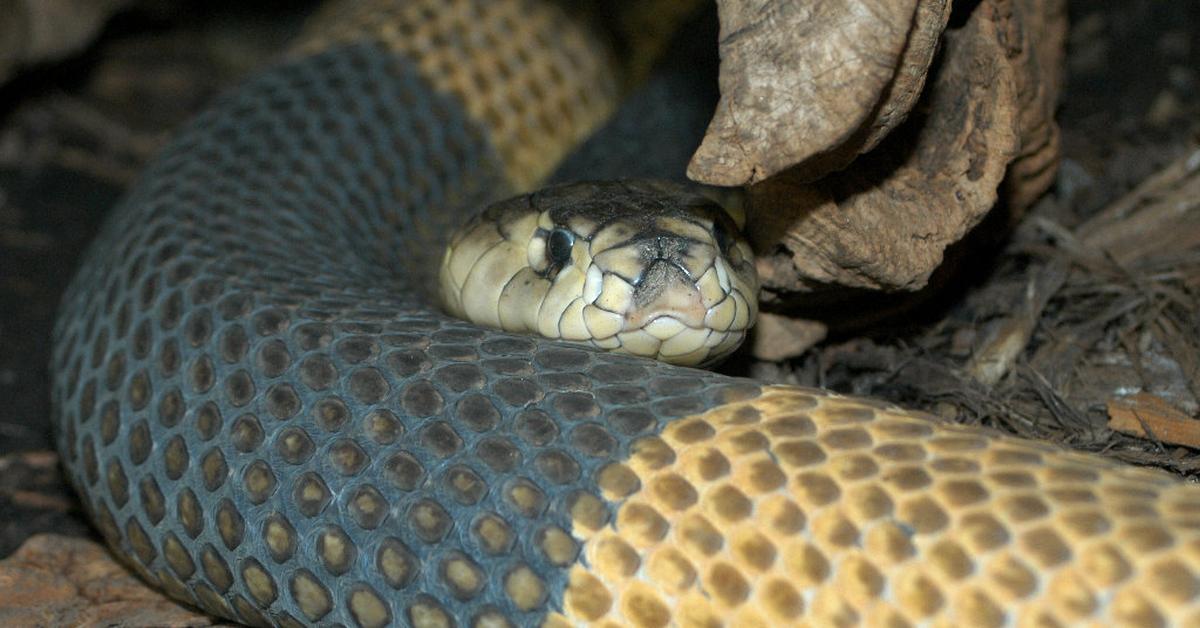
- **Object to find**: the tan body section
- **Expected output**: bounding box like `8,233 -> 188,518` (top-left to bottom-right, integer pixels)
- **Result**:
548,386 -> 1200,628
292,0 -> 620,191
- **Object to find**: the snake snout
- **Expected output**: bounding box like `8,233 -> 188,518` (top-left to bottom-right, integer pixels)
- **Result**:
624,259 -> 709,330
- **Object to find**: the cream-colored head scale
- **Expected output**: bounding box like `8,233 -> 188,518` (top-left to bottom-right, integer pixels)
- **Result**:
439,180 -> 758,366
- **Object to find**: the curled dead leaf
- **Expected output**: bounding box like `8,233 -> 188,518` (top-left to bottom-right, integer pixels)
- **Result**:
747,1 -> 1021,294
0,534 -> 223,627
692,0 -> 1064,300
688,0 -> 928,186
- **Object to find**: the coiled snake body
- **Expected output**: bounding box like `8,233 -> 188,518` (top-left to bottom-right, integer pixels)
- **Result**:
50,1 -> 1200,626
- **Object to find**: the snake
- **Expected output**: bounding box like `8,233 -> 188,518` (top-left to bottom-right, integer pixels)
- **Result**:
47,0 -> 1200,626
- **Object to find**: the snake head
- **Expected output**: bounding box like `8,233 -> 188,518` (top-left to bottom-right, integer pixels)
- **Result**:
439,180 -> 758,366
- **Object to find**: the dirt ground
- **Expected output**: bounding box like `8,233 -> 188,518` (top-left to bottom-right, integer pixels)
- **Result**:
0,0 -> 1197,557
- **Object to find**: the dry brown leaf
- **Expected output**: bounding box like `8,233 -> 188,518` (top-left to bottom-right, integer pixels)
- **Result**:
999,0 -> 1068,213
0,534 -> 225,627
747,1 -> 1021,294
857,0 -> 953,160
688,0 -> 1064,303
1107,393 -> 1200,449
688,0 -> 927,186
750,312 -> 828,361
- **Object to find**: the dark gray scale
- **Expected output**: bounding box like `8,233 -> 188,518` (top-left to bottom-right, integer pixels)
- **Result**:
549,6 -> 720,185
51,33 -> 759,628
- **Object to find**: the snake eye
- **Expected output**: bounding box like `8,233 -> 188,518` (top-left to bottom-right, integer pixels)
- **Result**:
547,228 -> 575,268
712,218 -> 735,255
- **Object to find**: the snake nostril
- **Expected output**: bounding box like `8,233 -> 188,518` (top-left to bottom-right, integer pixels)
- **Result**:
633,261 -> 700,306
647,259 -> 695,284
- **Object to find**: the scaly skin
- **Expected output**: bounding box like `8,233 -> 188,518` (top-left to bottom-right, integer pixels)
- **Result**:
437,181 -> 759,367
49,1 -> 1200,626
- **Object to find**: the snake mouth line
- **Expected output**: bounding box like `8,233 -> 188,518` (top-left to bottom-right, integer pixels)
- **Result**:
627,313 -> 706,328
620,296 -> 709,331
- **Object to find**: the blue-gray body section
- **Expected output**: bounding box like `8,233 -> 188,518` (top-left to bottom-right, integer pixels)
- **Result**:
50,40 -> 749,626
